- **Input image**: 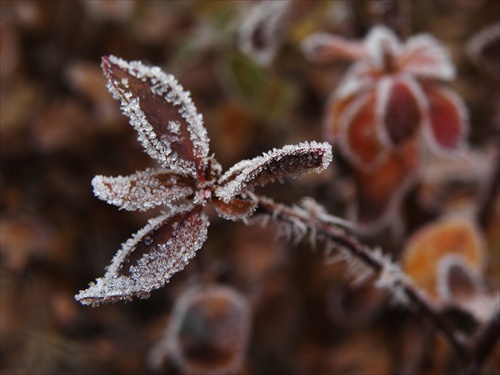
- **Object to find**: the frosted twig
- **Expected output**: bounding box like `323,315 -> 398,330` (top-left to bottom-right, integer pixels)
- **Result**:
253,194 -> 469,361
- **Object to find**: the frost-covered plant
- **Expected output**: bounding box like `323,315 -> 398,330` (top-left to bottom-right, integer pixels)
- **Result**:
303,25 -> 468,164
302,25 -> 470,232
74,56 -> 499,375
75,56 -> 332,306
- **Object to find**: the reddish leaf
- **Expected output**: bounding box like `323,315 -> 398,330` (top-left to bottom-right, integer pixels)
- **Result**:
364,26 -> 401,72
424,85 -> 468,153
376,77 -> 424,146
212,197 -> 257,221
402,215 -> 485,305
302,33 -> 365,62
342,92 -> 387,171
215,141 -> 332,203
352,139 -> 419,233
75,205 -> 209,306
399,34 -> 455,80
102,56 -> 210,180
323,61 -> 377,142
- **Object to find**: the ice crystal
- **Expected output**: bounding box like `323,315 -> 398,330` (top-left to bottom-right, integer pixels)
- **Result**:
76,56 -> 333,306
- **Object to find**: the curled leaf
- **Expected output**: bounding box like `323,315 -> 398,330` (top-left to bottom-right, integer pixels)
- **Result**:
238,0 -> 292,66
399,34 -> 455,80
402,215 -> 486,306
75,205 -> 209,306
215,141 -> 332,203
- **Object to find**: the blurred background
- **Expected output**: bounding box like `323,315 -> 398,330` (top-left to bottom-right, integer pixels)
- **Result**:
0,1 -> 498,374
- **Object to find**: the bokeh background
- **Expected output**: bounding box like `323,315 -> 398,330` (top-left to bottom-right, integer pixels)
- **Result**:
1,1 -> 498,374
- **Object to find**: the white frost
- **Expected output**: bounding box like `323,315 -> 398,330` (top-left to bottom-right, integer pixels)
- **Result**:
103,55 -> 210,177
216,141 -> 333,203
92,168 -> 195,211
75,206 -> 209,306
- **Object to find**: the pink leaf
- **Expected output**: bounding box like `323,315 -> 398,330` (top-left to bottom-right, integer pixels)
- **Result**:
75,205 -> 209,306
376,76 -> 426,147
399,34 -> 455,80
424,85 -> 468,153
302,33 -> 365,62
364,26 -> 401,72
215,141 -> 332,203
101,56 -> 210,180
341,92 -> 388,171
351,139 -> 419,234
92,168 -> 196,211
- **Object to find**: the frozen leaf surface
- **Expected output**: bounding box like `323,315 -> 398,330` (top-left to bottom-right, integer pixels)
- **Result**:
342,92 -> 387,171
92,168 -> 196,211
75,205 -> 208,306
301,33 -> 365,62
424,85 -> 468,153
216,141 -> 332,203
102,55 -> 210,179
400,34 -> 455,80
376,76 -> 425,146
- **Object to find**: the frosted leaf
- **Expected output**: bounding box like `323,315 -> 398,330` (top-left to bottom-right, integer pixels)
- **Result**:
75,205 -> 209,306
301,32 -> 365,62
466,22 -> 500,79
339,91 -> 388,171
422,85 -> 469,154
364,26 -> 401,71
436,254 -> 483,304
92,168 -> 196,211
239,0 -> 292,66
399,34 -> 455,81
375,76 -> 427,147
101,55 -> 210,179
212,196 -> 257,221
216,141 -> 332,203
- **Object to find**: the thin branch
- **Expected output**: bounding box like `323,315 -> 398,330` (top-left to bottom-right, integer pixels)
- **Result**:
464,309 -> 500,375
477,148 -> 500,228
253,194 -> 469,361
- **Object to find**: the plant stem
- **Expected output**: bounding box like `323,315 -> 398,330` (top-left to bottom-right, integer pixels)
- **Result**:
477,148 -> 500,229
254,194 -> 470,361
464,309 -> 500,375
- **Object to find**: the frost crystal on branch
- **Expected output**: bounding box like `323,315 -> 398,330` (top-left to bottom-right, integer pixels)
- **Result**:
76,56 -> 333,306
